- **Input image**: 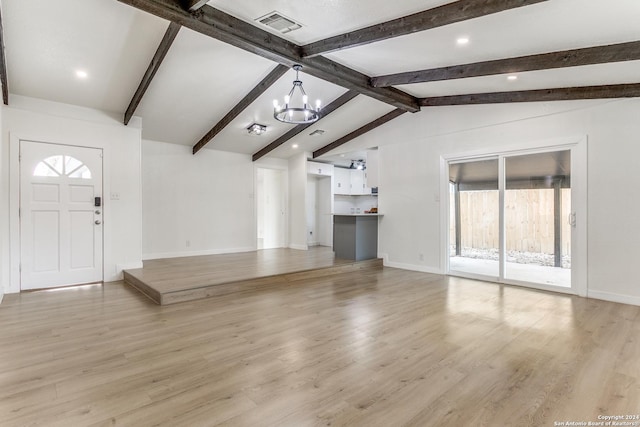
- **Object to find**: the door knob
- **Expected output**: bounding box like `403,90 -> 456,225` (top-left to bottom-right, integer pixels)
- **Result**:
95,220 -> 102,225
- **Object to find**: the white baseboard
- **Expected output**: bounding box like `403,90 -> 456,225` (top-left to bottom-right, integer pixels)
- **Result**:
381,254 -> 443,275
142,246 -> 255,261
289,244 -> 308,251
587,290 -> 640,307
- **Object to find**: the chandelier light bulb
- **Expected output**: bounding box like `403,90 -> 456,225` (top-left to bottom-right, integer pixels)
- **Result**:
303,95 -> 308,105
316,99 -> 321,110
284,95 -> 290,106
273,99 -> 279,108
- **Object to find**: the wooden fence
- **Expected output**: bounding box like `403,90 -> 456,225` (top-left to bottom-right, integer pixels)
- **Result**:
450,189 -> 571,256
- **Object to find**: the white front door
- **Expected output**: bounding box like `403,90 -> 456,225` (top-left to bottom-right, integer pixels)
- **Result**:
20,141 -> 103,290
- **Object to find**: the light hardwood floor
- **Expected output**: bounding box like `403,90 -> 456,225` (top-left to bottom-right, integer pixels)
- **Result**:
1,268 -> 639,426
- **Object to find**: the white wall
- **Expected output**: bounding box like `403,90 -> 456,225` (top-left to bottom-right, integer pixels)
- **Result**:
334,195 -> 378,215
141,140 -> 255,259
316,176 -> 333,247
364,98 -> 640,305
288,152 -> 307,250
306,176 -> 318,245
0,0 -> 3,302
1,95 -> 143,292
0,101 -> 4,303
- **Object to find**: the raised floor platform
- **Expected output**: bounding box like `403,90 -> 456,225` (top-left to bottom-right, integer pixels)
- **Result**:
124,247 -> 383,305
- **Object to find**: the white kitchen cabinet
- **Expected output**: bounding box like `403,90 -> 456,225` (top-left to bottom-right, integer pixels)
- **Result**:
334,168 -> 372,195
307,161 -> 333,176
334,167 -> 350,195
350,169 -> 365,195
350,169 -> 371,195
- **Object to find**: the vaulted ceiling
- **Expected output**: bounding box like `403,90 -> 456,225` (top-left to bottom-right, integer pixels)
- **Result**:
2,0 -> 639,161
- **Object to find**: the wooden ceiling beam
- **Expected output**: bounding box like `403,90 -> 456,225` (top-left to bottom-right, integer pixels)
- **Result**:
301,0 -> 548,58
182,0 -> 208,12
419,83 -> 640,106
252,90 -> 359,161
124,21 -> 181,125
115,0 -> 420,112
313,109 -> 406,158
373,40 -> 640,87
193,64 -> 289,154
0,7 -> 9,105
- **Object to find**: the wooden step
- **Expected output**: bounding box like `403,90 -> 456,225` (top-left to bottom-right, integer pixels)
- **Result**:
125,258 -> 383,305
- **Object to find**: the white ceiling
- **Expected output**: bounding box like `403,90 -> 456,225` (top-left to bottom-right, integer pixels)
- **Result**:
2,0 -> 640,163
327,0 -> 640,76
208,0 -> 452,45
3,0 -> 168,114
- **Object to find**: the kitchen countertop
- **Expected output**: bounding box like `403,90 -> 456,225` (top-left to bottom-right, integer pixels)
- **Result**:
332,213 -> 383,216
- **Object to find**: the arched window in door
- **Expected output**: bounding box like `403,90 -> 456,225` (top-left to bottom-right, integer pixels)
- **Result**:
33,155 -> 92,179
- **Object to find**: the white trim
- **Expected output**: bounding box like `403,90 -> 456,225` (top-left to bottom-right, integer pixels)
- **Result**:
441,135 -> 586,162
440,135 -> 588,296
588,290 -> 640,307
9,133 -> 119,293
142,246 -> 256,261
449,270 -> 577,298
438,157 -> 449,274
255,164 -> 290,250
9,134 -> 20,293
289,244 -> 308,251
384,259 -> 443,275
448,270 -> 499,283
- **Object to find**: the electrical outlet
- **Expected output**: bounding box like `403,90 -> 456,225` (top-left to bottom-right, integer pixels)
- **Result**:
110,192 -> 120,200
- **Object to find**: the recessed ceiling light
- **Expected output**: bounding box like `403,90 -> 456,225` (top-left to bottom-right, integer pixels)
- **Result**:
507,75 -> 518,81
292,144 -> 299,149
340,154 -> 345,157
75,70 -> 88,79
456,37 -> 469,45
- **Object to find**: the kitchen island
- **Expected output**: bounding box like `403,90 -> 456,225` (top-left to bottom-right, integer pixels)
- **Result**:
333,214 -> 382,261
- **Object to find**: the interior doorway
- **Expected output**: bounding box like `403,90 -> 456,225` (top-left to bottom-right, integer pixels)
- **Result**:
445,142 -> 585,295
20,140 -> 103,290
256,167 -> 287,249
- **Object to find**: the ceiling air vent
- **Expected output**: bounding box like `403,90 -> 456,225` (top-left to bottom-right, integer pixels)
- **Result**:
256,11 -> 302,34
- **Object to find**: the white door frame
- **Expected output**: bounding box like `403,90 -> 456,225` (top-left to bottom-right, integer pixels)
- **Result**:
439,135 -> 588,297
9,135 -> 109,293
254,163 -> 289,250
19,140 -> 104,289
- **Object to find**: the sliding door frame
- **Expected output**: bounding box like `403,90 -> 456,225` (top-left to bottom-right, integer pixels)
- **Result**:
439,136 -> 587,297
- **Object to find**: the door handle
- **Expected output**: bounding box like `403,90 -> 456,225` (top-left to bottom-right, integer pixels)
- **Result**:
95,220 -> 102,225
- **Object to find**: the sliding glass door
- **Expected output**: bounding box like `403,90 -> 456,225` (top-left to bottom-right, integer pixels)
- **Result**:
448,148 -> 573,291
504,151 -> 571,287
449,158 -> 500,279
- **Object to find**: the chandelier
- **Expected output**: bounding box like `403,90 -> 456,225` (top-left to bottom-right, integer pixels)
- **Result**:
273,65 -> 321,124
